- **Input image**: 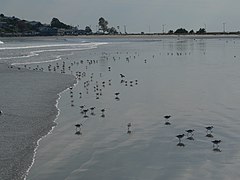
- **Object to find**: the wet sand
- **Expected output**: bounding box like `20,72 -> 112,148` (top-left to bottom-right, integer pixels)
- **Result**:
0,63 -> 76,180
25,38 -> 240,180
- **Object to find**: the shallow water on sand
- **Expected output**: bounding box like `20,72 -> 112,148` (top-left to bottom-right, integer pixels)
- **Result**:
15,37 -> 240,180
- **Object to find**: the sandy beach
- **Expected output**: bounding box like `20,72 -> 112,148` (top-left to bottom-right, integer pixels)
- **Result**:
0,63 -> 76,180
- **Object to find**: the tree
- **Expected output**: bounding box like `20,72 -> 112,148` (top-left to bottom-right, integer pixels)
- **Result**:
50,17 -> 72,29
98,17 -> 108,33
168,30 -> 174,34
0,14 -> 4,18
17,20 -> 28,32
189,29 -> 195,34
174,28 -> 188,34
196,28 -> 206,34
108,27 -> 118,34
85,26 -> 92,34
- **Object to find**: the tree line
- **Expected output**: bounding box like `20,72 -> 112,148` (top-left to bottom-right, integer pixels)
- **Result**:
0,13 -> 212,36
168,28 -> 206,34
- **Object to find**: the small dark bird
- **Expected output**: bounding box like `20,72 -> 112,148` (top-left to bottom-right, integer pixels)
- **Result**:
176,134 -> 185,140
164,115 -> 171,125
90,107 -> 95,115
127,123 -> 132,134
75,123 -> 82,130
164,115 -> 171,120
206,126 -> 213,133
83,109 -> 89,114
90,107 -> 95,111
101,109 -> 105,113
185,129 -> 194,136
212,140 -> 221,147
120,74 -> 125,78
115,92 -> 120,96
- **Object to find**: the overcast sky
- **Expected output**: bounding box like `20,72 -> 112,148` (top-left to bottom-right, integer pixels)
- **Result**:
1,0 -> 239,33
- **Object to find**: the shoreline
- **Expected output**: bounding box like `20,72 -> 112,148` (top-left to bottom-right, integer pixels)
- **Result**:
0,63 -> 76,180
1,34 -> 240,43
24,81 -> 77,180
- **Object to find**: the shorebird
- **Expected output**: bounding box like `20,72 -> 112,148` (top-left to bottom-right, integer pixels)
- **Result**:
80,105 -> 85,109
164,115 -> 171,125
212,140 -> 221,147
0,110 -> 3,115
101,109 -> 105,118
115,92 -> 120,96
164,115 -> 171,120
185,129 -> 194,136
176,134 -> 185,141
90,107 -> 95,111
127,123 -> 132,134
206,126 -> 213,133
82,109 -> 89,118
90,107 -> 95,115
75,123 -> 82,131
120,74 -> 125,78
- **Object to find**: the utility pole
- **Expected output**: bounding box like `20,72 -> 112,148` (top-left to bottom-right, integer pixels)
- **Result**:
149,25 -> 151,33
223,22 -> 226,33
162,24 -> 166,34
124,25 -> 127,34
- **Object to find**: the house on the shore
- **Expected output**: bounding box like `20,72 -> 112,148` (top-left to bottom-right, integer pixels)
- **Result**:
38,26 -> 58,36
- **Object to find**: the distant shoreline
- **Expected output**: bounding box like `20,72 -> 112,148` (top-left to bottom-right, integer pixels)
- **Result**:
1,33 -> 240,41
78,34 -> 240,39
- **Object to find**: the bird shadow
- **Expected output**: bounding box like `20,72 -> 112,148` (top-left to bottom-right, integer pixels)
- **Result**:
75,130 -> 82,135
164,122 -> 171,125
206,133 -> 214,138
213,147 -> 221,152
186,136 -> 194,141
115,97 -> 120,101
177,142 -> 185,147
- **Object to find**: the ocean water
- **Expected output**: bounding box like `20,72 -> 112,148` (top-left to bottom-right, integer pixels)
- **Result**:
2,36 -> 240,179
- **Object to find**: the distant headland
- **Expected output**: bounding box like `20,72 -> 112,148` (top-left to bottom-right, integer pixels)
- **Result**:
1,14 -> 240,37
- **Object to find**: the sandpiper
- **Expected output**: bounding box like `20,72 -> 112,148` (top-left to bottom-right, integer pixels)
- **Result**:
164,115 -> 171,120
185,129 -> 194,136
212,140 -> 221,147
206,126 -> 213,133
127,123 -> 132,134
75,123 -> 82,131
176,134 -> 185,141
